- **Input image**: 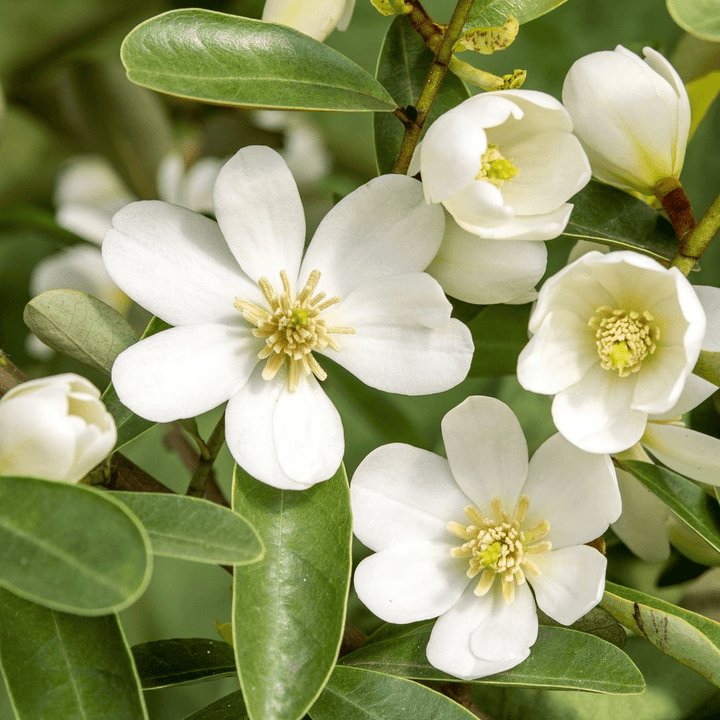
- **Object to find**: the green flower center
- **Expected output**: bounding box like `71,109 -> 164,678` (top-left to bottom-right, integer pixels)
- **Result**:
476,143 -> 519,187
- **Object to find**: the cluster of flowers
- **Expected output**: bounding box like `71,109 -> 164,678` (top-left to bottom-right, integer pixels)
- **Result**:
4,30 -> 720,682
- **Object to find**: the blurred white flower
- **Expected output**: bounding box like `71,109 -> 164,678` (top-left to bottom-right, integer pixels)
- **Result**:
410,90 -> 590,241
352,396 -> 620,680
517,250 -> 720,454
0,373 -> 116,483
562,46 -> 691,195
262,0 -> 355,42
103,146 -> 473,490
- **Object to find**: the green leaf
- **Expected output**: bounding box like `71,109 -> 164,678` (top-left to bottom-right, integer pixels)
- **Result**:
537,606 -> 626,649
694,351 -> 720,387
184,690 -> 248,719
0,476 -> 152,615
603,581 -> 720,687
0,589 -> 148,719
465,0 -> 571,29
623,460 -> 720,555
667,0 -> 720,42
374,16 -> 470,174
112,492 -> 264,565
467,304 -> 531,377
132,638 -> 237,689
340,622 -> 644,693
310,666 -> 485,720
121,10 -> 395,112
102,315 -> 170,451
688,70 -> 720,139
563,180 -> 678,262
24,289 -> 137,375
232,464 -> 353,720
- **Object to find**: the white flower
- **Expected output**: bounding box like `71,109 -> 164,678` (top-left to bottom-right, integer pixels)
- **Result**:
562,46 -> 691,195
352,396 -> 620,680
262,0 -> 355,42
103,146 -> 473,490
0,373 -> 116,483
517,250 -> 717,454
410,90 -> 591,241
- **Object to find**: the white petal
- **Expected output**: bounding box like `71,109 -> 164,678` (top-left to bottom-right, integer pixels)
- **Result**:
631,345 -> 697,415
56,204 -> 114,245
156,153 -> 184,205
441,396 -> 528,512
651,372 -> 716,420
695,285 -> 720,352
426,581 -> 537,680
351,444 -> 472,552
104,201 -> 260,326
530,545 -> 606,625
455,203 -> 574,241
181,157 -> 225,213
300,175 -> 445,299
112,324 -> 260,422
354,541 -> 468,624
443,179 -> 511,226
323,273 -> 473,395
522,433 -> 621,549
426,216 -> 547,304
552,364 -> 648,453
486,89 -> 573,142
517,310 -> 598,395
213,146 -> 305,285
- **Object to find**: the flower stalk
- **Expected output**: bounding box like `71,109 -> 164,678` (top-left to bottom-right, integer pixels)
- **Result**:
670,189 -> 720,276
186,412 -> 226,498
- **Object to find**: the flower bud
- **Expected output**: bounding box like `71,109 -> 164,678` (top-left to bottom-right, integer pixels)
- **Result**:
0,374 -> 116,483
562,46 -> 691,195
262,0 -> 355,42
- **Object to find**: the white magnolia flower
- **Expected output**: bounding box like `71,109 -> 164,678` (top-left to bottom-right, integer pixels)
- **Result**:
562,46 -> 691,195
517,250 -> 719,454
352,396 -> 620,680
0,374 -> 116,483
103,146 -> 473,490
262,0 -> 355,42
410,90 -> 591,241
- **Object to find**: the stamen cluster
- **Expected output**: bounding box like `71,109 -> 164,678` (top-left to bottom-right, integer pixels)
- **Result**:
475,143 -> 519,187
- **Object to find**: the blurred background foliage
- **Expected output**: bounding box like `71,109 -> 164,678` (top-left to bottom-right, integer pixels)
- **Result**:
0,0 -> 719,717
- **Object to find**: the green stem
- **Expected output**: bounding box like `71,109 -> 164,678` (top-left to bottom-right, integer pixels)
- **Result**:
670,189 -> 720,276
392,0 -> 476,174
186,413 -> 226,498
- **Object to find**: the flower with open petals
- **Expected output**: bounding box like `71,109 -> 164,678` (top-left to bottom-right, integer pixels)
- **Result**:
352,396 -> 620,680
262,0 -> 355,41
563,46 -> 690,195
411,90 -> 590,241
104,146 -> 473,490
517,250 -> 716,454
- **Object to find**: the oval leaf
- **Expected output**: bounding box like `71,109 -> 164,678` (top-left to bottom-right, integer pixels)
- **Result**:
24,289 -> 137,375
0,477 -> 152,615
184,690 -> 248,719
667,0 -> 720,42
340,622 -> 644,693
113,492 -> 264,565
232,464 -> 353,720
465,0 -> 571,29
374,16 -> 471,174
694,351 -> 720,387
121,10 -> 396,112
0,588 -> 148,719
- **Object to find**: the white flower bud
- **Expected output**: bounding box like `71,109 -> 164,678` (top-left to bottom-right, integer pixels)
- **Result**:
562,46 -> 691,195
262,0 -> 355,42
0,374 -> 116,483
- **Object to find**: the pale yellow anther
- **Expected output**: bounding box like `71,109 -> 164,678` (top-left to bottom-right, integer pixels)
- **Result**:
476,143 -> 519,187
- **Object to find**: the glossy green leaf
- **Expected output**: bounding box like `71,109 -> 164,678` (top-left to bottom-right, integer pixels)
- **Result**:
232,464 -> 353,720
623,460 -> 720,554
341,621 -> 644,693
0,588 -> 148,720
0,476 -> 152,615
538,606 -> 626,648
688,70 -> 720,138
374,16 -> 470,174
122,10 -> 395,112
562,180 -> 678,262
603,581 -> 720,687
467,304 -> 531,377
465,0 -> 571,29
112,492 -> 263,565
184,690 -> 248,719
24,289 -> 137,375
667,0 -> 720,42
132,638 -> 237,689
102,315 -> 169,451
310,667 -> 477,719
694,351 -> 720,387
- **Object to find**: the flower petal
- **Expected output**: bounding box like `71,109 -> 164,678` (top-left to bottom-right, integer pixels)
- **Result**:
351,444 -> 471,552
112,323 -> 261,422
441,396 -> 528,512
487,89 -> 573,141
426,581 -> 537,680
695,285 -> 720,351
213,146 -> 305,285
522,433 -> 621,549
443,179 -> 511,226
354,541 -> 468,624
651,372 -> 717,420
300,175 -> 445,299
455,203 -> 574,241
530,545 -> 606,625
323,272 -> 473,395
104,201 -> 260,326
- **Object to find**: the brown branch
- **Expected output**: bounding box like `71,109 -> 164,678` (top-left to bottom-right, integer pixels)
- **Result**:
0,350 -> 27,397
